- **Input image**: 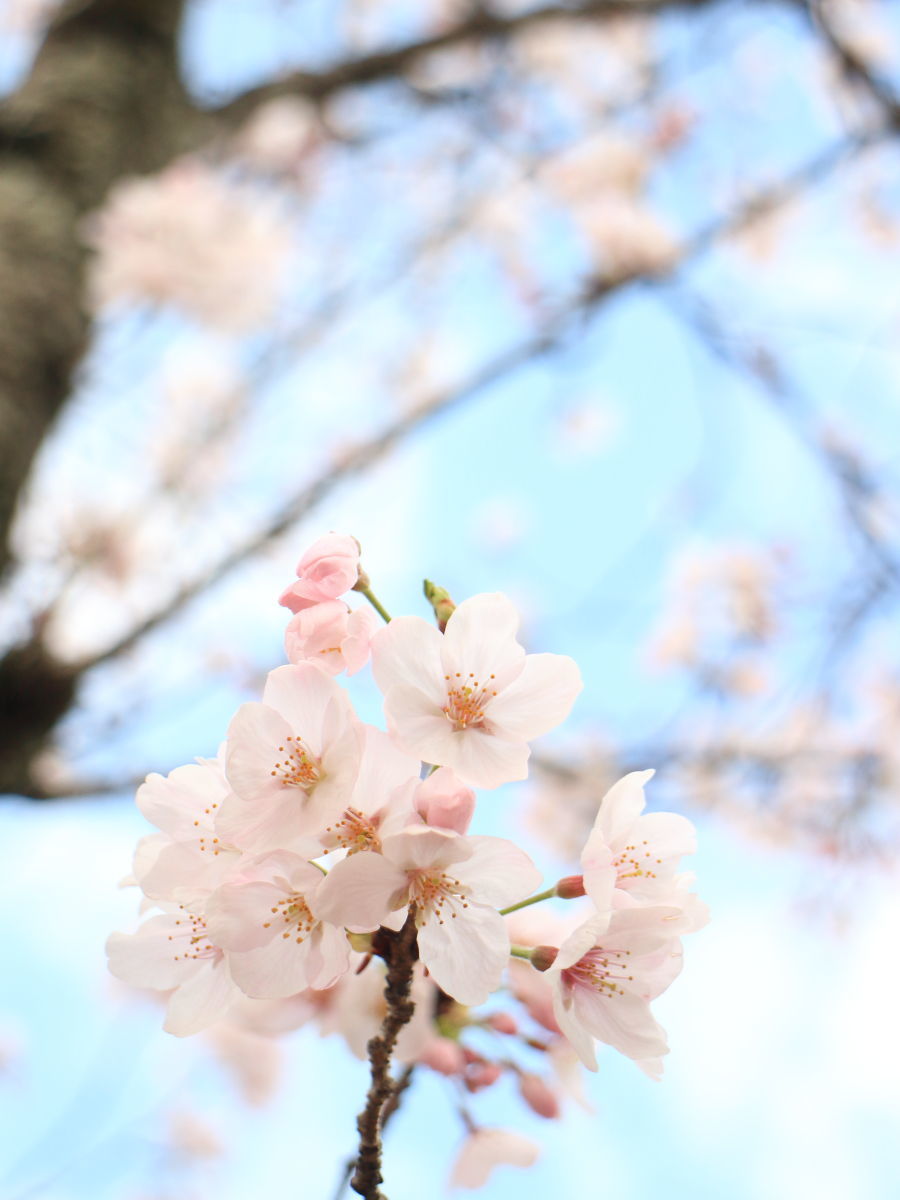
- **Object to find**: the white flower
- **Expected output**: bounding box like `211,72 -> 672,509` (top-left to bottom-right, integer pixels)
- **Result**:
314,825 -> 542,1006
371,593 -> 582,788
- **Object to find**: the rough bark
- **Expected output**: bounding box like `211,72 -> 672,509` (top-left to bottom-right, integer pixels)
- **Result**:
0,0 -> 204,793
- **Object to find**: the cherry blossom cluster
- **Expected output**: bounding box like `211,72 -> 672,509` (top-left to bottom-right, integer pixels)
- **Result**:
108,533 -> 706,1187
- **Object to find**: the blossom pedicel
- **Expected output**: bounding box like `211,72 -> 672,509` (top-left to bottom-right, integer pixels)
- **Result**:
107,534 -> 706,1193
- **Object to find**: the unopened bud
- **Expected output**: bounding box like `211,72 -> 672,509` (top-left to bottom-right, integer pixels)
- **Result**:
351,566 -> 370,592
555,875 -> 586,899
485,1012 -> 518,1035
420,1036 -> 466,1076
423,579 -> 456,631
529,945 -> 559,973
518,1073 -> 561,1120
464,1061 -> 503,1092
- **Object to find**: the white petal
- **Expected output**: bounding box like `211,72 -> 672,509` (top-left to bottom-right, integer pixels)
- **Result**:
262,663 -> 352,748
551,981 -> 598,1071
382,826 -> 472,872
225,702 -> 293,800
417,902 -> 509,1006
371,617 -> 445,703
452,727 -> 532,789
313,852 -> 407,928
485,652 -> 582,741
441,593 -> 526,686
164,958 -> 238,1036
595,770 -> 655,844
452,836 -> 542,908
206,882 -> 282,952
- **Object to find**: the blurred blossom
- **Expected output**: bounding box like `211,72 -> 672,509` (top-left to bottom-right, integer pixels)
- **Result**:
166,1110 -> 225,1161
84,159 -> 296,331
450,1128 -> 540,1189
236,97 -> 320,175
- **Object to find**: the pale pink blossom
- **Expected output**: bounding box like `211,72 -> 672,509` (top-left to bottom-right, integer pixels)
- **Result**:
133,755 -> 242,905
318,725 -> 419,856
106,909 -> 242,1036
278,534 -> 361,612
580,769 -> 702,911
371,592 -> 582,788
284,600 -> 377,676
315,825 -> 542,1006
205,851 -> 350,998
85,159 -> 294,331
450,1128 -> 539,1189
237,97 -> 319,173
204,1023 -> 282,1106
546,906 -> 685,1071
217,663 -> 363,852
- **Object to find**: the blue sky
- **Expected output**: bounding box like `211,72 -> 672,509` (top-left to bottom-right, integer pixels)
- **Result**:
3,1 -> 900,1197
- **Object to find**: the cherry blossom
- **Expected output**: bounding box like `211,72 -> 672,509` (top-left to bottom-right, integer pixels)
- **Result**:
317,725 -> 420,856
579,769 -> 702,910
284,601 -> 377,676
545,906 -> 685,1071
371,592 -> 582,787
314,824 -> 542,1005
217,663 -> 363,853
132,755 -> 242,905
450,1128 -> 540,1189
85,158 -> 294,330
205,851 -> 350,998
106,908 -> 242,1037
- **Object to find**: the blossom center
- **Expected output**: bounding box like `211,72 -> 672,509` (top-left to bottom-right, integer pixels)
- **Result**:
409,868 -> 471,924
563,946 -> 634,998
269,734 -> 323,790
325,806 -> 380,854
613,839 -> 663,882
442,671 -> 498,731
169,909 -> 221,962
262,894 -> 316,944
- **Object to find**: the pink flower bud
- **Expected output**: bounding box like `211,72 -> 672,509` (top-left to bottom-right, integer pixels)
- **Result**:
555,874 -> 586,899
414,767 -> 476,834
465,1061 -> 503,1092
517,1073 -> 561,1119
420,1036 -> 467,1076
279,533 -> 360,611
485,1012 -> 518,1035
529,945 -> 559,973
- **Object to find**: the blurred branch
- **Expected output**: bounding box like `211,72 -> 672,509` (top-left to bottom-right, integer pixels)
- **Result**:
213,0 -> 728,125
3,119 -> 887,800
663,288 -> 900,670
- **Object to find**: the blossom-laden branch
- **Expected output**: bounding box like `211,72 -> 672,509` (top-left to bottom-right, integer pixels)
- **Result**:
106,534 -> 707,1193
351,909 -> 420,1200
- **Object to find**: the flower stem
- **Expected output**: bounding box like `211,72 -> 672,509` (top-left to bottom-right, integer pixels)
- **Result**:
358,586 -> 392,624
499,887 -> 557,916
509,944 -> 536,961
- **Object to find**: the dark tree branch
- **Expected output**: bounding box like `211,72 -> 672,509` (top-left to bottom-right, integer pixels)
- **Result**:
351,910 -> 419,1200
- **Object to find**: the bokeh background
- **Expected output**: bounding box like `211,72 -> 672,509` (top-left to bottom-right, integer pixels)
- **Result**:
2,0 -> 900,1196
